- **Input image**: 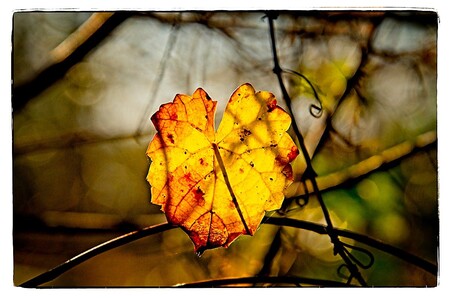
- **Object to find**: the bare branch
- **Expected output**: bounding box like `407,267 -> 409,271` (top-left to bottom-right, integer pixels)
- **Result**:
262,217 -> 437,275
266,13 -> 368,287
13,12 -> 133,112
50,13 -> 115,64
19,216 -> 436,287
285,130 -> 437,198
19,222 -> 175,288
176,275 -> 353,287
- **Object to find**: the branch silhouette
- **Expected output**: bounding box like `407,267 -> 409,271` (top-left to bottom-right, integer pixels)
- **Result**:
13,12 -> 133,112
176,275 -> 354,287
266,13 -> 367,286
15,11 -> 436,288
262,217 -> 437,275
19,222 -> 175,288
285,130 -> 437,199
18,217 -> 436,287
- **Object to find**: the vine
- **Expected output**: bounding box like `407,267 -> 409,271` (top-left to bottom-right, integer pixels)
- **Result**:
15,12 -> 437,288
19,216 -> 436,287
266,12 -> 368,286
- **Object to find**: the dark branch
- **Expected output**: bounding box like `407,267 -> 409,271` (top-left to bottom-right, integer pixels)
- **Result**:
262,217 -> 437,275
285,131 -> 437,199
257,228 -> 282,278
266,13 -> 368,286
19,222 -> 175,288
176,275 -> 354,287
12,12 -> 133,113
18,216 -> 436,288
312,14 -> 384,153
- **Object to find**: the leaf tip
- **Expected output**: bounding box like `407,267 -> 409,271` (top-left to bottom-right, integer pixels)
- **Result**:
195,247 -> 205,257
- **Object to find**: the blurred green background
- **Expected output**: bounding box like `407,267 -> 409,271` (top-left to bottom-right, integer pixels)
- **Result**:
13,11 -> 437,287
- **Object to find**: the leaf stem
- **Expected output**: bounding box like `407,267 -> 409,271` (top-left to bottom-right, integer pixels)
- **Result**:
266,13 -> 367,286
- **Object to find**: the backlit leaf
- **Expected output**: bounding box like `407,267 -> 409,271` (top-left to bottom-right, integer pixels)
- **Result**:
146,83 -> 299,254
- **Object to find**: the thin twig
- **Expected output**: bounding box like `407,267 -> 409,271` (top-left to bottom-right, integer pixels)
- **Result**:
311,14 -> 384,154
256,228 -> 282,278
266,13 -> 367,286
14,131 -> 152,156
176,275 -> 354,287
262,217 -> 437,275
285,130 -> 437,199
18,216 -> 436,287
13,12 -> 134,112
19,222 -> 175,288
135,20 -> 180,136
49,13 -> 115,64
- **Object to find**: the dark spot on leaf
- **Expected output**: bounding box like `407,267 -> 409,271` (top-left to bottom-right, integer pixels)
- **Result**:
269,177 -> 274,181
258,117 -> 262,120
167,133 -> 175,144
267,98 -> 277,112
239,168 -> 244,173
206,93 -> 211,100
239,128 -> 252,142
194,187 -> 205,205
183,172 -> 192,181
168,110 -> 178,120
250,162 -> 254,167
199,157 -> 208,166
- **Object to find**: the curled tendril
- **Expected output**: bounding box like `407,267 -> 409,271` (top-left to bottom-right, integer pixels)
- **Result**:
342,242 -> 375,269
295,180 -> 310,208
336,242 -> 375,283
277,181 -> 310,215
309,103 -> 323,118
295,197 -> 308,208
283,69 -> 323,118
337,264 -> 352,280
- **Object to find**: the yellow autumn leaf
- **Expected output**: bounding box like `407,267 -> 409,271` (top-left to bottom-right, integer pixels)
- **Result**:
146,83 -> 299,254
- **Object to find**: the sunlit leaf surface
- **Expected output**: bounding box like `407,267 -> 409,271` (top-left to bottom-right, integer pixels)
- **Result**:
147,83 -> 299,253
